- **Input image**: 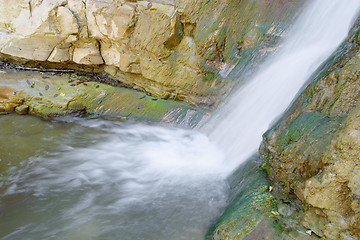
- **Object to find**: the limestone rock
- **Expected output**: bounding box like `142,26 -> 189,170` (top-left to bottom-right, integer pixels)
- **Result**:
72,39 -> 104,65
100,41 -> 141,74
55,6 -> 79,36
12,0 -> 67,36
0,0 -> 29,31
0,0 -> 301,106
48,35 -> 78,62
15,104 -> 29,114
100,41 -> 122,67
130,1 -> 183,57
48,44 -> 71,62
86,0 -> 135,40
1,35 -> 63,61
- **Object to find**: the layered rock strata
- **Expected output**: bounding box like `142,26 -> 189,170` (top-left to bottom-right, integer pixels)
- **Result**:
0,0 -> 301,106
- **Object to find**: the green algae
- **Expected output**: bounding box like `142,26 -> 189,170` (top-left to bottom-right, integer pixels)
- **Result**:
208,156 -> 280,240
276,112 -> 344,153
0,69 -> 208,125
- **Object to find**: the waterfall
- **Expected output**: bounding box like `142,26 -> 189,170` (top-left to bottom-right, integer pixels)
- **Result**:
2,1 -> 360,240
208,0 -> 360,169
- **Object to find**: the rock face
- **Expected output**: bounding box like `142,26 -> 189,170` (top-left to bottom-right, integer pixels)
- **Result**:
0,0 -> 302,106
260,18 -> 360,239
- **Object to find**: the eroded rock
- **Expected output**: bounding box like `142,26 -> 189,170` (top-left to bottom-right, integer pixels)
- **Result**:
0,0 -> 300,106
72,39 -> 104,65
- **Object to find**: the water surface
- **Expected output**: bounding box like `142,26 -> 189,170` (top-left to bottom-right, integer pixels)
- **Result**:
0,114 -> 228,240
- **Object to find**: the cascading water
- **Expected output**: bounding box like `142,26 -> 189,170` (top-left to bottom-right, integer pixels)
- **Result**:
208,0 -> 360,169
0,1 -> 360,240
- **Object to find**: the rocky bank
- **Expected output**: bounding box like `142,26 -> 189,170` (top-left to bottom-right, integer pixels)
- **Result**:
0,0 -> 301,111
260,16 -> 360,240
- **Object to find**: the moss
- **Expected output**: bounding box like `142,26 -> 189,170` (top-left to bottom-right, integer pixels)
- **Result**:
0,69 -> 207,125
277,112 -> 344,152
208,156 -> 281,240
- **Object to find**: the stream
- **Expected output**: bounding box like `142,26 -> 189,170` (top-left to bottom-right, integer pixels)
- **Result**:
1,0 -> 360,239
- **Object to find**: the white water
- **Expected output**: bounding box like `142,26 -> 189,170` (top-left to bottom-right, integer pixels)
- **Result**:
1,1 -> 360,240
209,0 -> 360,168
0,116 -> 228,240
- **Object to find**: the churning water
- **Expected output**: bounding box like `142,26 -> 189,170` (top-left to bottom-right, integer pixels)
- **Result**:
1,1 -> 360,239
0,115 -> 228,240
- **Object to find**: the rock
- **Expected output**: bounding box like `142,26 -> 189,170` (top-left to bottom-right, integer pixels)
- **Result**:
260,19 -> 360,239
4,102 -> 17,112
55,6 -> 79,36
72,39 -> 104,65
130,1 -> 182,57
15,104 -> 29,114
86,0 -> 135,40
0,0 -> 29,31
100,41 -> 141,74
0,68 -> 205,124
48,44 -> 71,62
0,0 -> 303,106
1,35 -> 63,61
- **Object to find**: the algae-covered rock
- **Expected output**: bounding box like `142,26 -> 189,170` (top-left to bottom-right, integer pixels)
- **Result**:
208,157 -> 280,240
0,67 -> 206,126
208,156 -> 319,240
260,18 -> 360,240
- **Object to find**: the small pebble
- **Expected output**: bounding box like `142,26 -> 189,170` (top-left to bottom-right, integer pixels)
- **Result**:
53,94 -> 59,98
45,85 -> 49,90
138,104 -> 144,109
39,92 -> 43,96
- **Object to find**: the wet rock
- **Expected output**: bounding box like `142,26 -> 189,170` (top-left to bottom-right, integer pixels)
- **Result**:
0,68 -> 206,123
260,20 -> 360,239
15,104 -> 29,114
4,102 -> 17,112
